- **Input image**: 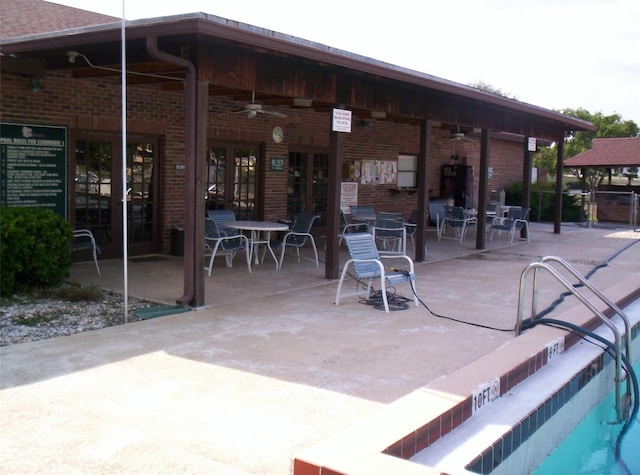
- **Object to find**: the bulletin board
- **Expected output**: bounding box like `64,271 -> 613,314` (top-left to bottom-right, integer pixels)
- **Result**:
359,160 -> 397,185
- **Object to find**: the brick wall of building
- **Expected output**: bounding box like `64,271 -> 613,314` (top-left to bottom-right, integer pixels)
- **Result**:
1,70 -> 529,252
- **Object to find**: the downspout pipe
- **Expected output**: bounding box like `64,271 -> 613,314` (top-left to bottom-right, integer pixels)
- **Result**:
146,36 -> 197,306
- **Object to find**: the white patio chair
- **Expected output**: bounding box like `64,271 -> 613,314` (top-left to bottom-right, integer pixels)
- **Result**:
71,229 -> 101,275
335,232 -> 418,313
338,210 -> 368,245
371,213 -> 406,255
272,212 -> 320,269
490,206 -> 530,244
204,218 -> 251,275
438,206 -> 477,244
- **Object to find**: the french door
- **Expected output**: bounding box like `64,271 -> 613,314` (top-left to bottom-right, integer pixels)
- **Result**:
287,150 -> 328,229
205,144 -> 259,220
72,134 -> 160,258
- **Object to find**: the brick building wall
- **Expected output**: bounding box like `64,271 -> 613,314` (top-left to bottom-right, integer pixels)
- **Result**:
2,69 -> 529,253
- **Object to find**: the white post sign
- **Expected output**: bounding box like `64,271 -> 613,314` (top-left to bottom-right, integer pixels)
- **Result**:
340,182 -> 358,213
332,109 -> 352,133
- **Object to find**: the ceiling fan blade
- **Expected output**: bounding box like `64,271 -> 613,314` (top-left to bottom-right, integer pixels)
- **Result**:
260,110 -> 288,118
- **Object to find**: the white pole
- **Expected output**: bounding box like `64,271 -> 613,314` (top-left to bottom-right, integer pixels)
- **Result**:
121,0 -> 129,323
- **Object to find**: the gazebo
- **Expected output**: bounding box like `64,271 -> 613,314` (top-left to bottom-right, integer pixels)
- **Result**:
564,137 -> 640,224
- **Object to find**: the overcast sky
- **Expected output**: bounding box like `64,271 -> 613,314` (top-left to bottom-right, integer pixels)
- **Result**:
51,0 -> 640,125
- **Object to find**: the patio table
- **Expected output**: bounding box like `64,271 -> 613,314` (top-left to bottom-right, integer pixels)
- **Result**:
224,220 -> 289,269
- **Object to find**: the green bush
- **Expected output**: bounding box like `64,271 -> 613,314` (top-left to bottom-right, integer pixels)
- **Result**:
504,182 -> 582,222
0,207 -> 72,297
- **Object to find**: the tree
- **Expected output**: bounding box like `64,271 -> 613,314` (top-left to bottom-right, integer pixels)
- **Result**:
468,81 -> 516,99
534,109 -> 639,185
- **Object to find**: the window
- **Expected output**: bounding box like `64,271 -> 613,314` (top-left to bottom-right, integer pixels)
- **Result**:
397,154 -> 417,188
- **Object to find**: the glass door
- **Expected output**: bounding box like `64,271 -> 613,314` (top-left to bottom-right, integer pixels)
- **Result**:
126,141 -> 157,254
72,135 -> 159,258
206,144 -> 258,220
288,150 -> 328,227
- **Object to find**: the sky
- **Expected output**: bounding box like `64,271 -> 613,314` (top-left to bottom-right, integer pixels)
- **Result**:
50,0 -> 640,125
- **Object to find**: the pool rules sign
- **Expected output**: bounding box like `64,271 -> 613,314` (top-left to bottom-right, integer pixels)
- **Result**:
0,122 -> 68,218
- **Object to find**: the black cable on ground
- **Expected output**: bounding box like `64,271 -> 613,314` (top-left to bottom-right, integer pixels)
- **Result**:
342,265 -> 516,329
522,317 -> 638,461
360,288 -> 413,312
406,278 -> 515,332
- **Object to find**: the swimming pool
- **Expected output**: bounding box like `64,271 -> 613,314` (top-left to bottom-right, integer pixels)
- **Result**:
534,310 -> 640,474
411,296 -> 640,474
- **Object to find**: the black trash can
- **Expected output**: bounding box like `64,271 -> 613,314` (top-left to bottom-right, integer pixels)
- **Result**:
171,226 -> 184,256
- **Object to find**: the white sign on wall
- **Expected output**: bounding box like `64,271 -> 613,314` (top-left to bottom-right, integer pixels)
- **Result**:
340,182 -> 358,213
332,109 -> 352,133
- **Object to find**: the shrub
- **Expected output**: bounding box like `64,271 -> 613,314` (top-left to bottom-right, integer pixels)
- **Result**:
504,182 -> 581,222
55,283 -> 103,302
0,207 -> 72,297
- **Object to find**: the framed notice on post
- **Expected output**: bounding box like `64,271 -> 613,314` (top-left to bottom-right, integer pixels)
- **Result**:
340,182 -> 358,213
0,122 -> 68,218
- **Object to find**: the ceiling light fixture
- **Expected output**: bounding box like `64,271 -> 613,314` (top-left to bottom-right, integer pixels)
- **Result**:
293,98 -> 312,107
66,50 -> 79,63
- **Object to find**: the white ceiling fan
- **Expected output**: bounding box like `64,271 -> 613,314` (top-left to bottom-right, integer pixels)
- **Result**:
450,125 -> 476,142
231,91 -> 287,119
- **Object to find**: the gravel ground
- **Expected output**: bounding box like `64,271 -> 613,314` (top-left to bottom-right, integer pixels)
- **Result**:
0,291 -> 153,346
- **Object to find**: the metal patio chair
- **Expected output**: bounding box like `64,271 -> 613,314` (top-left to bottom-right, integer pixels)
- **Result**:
339,210 -> 368,245
428,201 -> 446,237
204,218 -> 251,275
438,206 -> 477,243
71,229 -> 101,275
335,232 -> 418,313
206,209 -> 238,236
371,213 -> 406,255
349,205 -> 376,230
272,212 -> 320,269
489,206 -> 530,244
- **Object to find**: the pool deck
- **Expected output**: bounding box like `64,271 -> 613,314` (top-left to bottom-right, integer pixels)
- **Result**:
1,222 -> 639,474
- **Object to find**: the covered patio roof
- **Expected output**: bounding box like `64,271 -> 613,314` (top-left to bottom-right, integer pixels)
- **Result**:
1,9 -> 595,139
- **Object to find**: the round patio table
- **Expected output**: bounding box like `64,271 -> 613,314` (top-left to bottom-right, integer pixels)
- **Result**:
223,221 -> 289,269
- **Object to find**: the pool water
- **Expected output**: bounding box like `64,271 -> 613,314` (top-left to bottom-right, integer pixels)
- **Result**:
534,354 -> 639,474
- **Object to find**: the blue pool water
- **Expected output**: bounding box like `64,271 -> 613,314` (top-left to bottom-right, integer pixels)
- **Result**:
534,303 -> 640,474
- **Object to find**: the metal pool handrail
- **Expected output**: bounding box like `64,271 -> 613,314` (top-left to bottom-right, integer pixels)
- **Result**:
516,259 -> 626,423
540,256 -> 632,364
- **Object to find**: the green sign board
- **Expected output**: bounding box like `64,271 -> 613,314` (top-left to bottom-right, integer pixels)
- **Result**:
270,156 -> 285,172
0,122 -> 68,218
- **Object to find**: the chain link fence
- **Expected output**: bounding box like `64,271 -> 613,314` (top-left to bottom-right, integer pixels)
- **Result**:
529,190 -> 638,229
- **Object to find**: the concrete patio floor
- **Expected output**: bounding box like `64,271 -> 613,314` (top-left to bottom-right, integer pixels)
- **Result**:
1,222 -> 639,474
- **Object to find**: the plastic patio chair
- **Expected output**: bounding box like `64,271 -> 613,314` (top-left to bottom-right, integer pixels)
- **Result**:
272,212 -> 320,269
71,229 -> 101,275
335,232 -> 418,313
204,218 -> 251,275
438,206 -> 477,243
489,206 -> 530,244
